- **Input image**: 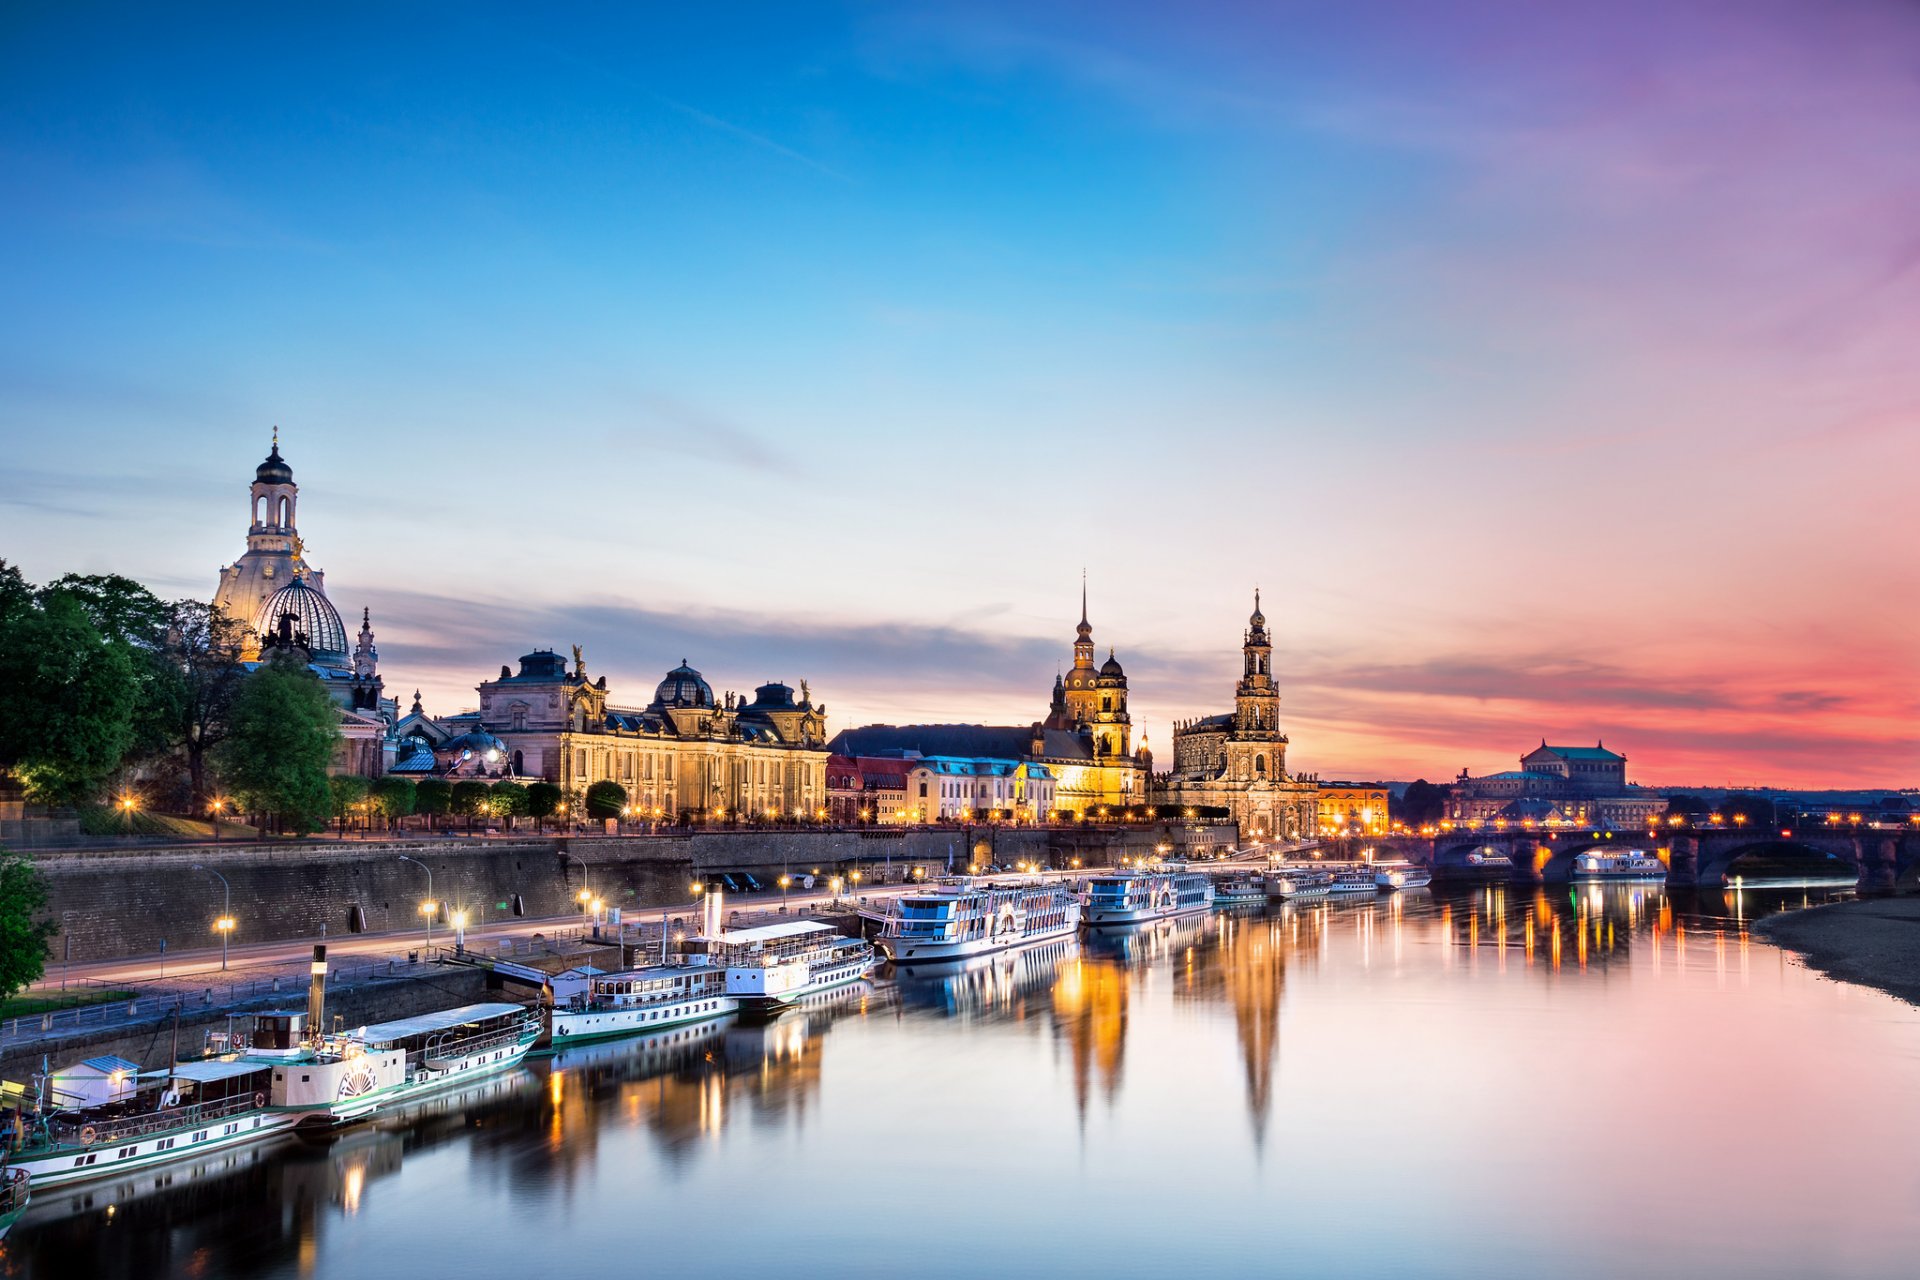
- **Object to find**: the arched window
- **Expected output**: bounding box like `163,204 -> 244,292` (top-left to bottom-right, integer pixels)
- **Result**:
512,749 -> 524,774
1255,754 -> 1266,775
278,496 -> 291,526
253,494 -> 264,525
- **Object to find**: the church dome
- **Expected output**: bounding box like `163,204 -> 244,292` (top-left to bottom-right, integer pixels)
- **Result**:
443,731 -> 510,768
1100,650 -> 1125,679
652,661 -> 714,709
256,443 -> 294,485
255,577 -> 347,662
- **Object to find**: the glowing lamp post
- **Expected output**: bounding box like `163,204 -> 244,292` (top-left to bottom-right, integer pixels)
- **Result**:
398,855 -> 435,950
191,863 -> 234,970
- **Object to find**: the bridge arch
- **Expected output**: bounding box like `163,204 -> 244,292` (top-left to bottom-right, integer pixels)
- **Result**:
1696,839 -> 1855,886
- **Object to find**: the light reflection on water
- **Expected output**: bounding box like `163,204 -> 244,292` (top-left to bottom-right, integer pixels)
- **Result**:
7,887 -> 1919,1280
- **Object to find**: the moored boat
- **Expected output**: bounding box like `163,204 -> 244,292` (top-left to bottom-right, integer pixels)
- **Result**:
547,963 -> 737,1046
1375,864 -> 1433,891
1265,867 -> 1332,899
1328,867 -> 1379,895
1082,870 -> 1215,925
691,921 -> 877,1010
0,1166 -> 28,1240
877,879 -> 1080,964
1211,873 -> 1266,905
1568,851 -> 1666,882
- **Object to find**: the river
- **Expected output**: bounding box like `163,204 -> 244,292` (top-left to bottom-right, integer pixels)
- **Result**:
5,885 -> 1917,1279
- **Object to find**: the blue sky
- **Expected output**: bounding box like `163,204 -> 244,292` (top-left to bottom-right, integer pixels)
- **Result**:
3,2 -> 1916,785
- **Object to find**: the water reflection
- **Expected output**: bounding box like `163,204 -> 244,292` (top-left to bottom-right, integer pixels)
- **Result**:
7,885 -> 1911,1280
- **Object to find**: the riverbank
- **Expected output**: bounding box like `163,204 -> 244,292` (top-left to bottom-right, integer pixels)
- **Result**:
1756,895 -> 1920,1007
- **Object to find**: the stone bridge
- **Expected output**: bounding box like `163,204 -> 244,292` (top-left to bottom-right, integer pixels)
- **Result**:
1335,826 -> 1920,890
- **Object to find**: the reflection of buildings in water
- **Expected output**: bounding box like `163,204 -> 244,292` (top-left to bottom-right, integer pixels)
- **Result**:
891,937 -> 1081,1023
1437,883 -> 1677,974
1082,911 -> 1213,967
1051,957 -> 1130,1123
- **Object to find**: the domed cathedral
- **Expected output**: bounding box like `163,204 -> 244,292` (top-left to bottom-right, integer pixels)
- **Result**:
1154,591 -> 1319,842
1040,580 -> 1148,813
423,646 -> 829,819
212,432 -> 397,775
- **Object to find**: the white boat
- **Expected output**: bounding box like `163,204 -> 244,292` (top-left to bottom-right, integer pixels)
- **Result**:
217,1001 -> 541,1127
1375,864 -> 1433,890
692,921 -> 877,1010
1082,870 -> 1215,925
1211,873 -> 1266,905
1569,851 -> 1666,882
4,1056 -> 302,1190
1328,867 -> 1379,895
0,1166 -> 28,1240
877,879 -> 1080,964
1265,868 -> 1332,899
548,963 -> 737,1045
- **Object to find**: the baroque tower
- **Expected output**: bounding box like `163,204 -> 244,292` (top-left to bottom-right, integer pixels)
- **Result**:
1234,589 -> 1279,737
213,429 -> 324,659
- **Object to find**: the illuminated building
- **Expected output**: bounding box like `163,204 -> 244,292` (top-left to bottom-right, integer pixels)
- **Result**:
1154,592 -> 1319,840
1446,742 -> 1667,829
1317,781 -> 1390,834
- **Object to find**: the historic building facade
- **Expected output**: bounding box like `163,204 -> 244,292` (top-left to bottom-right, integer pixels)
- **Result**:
1153,593 -> 1318,840
1446,742 -> 1666,829
213,434 -> 395,776
414,649 -> 829,818
1317,782 -> 1391,834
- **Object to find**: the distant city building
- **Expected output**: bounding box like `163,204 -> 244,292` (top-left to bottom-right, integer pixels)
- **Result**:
905,757 -> 1056,822
1153,592 -> 1318,840
830,588 -> 1147,817
1317,782 -> 1390,834
1446,742 -> 1667,829
407,651 -> 829,817
211,434 -> 394,776
826,754 -> 911,823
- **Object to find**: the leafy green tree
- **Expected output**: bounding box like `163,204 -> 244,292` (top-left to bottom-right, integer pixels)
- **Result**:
371,776 -> 418,828
0,582 -> 138,805
214,651 -> 337,834
0,851 -> 56,1001
1394,779 -> 1448,828
584,780 -> 627,819
489,780 -> 530,820
415,778 -> 453,818
527,781 -> 562,831
1719,793 -> 1778,828
40,574 -> 180,767
451,780 -> 492,829
160,601 -> 249,806
329,774 -> 371,832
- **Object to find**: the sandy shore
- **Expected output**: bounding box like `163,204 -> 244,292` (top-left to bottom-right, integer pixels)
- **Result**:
1756,896 -> 1920,1007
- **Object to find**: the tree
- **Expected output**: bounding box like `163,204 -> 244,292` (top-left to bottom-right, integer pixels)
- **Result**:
1665,793 -> 1711,817
490,781 -> 530,821
0,851 -> 56,1001
0,582 -> 138,805
527,781 -> 562,831
1395,779 -> 1448,828
40,573 -> 178,765
214,651 -> 337,834
371,776 -> 417,828
329,774 -> 371,833
1720,793 -> 1778,827
159,601 -> 248,806
415,778 -> 453,819
585,780 -> 627,820
451,780 -> 492,829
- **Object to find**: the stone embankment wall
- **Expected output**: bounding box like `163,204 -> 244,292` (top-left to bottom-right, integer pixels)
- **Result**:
0,967 -> 494,1085
34,825 -> 1232,963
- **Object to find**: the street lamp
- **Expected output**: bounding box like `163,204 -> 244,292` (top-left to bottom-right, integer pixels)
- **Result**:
451,909 -> 469,951
778,875 -> 790,911
209,797 -> 226,844
563,851 -> 593,904
192,863 -> 234,970
398,855 -> 435,950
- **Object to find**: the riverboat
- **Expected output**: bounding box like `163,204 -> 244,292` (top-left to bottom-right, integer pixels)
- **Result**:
214,1002 -> 541,1127
1375,864 -> 1433,891
1568,851 -> 1666,882
1211,873 -> 1267,905
0,1167 -> 27,1240
547,963 -> 737,1046
877,880 -> 1081,964
4,1057 -> 301,1190
1265,867 -> 1332,900
1081,870 -> 1216,925
692,921 -> 877,1010
1328,867 -> 1380,895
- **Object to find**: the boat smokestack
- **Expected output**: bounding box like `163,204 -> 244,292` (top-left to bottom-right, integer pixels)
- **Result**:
308,944 -> 328,1037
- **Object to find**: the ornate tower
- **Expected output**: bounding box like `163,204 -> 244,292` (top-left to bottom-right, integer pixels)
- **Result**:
213,430 -> 324,659
1233,590 -> 1281,741
1062,579 -> 1102,728
349,607 -> 384,711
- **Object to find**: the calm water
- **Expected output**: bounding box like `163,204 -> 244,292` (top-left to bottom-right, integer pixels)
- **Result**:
7,886 -> 1920,1280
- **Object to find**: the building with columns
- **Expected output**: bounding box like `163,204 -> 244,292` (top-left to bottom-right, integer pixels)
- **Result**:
411,649 -> 830,819
1153,592 -> 1319,841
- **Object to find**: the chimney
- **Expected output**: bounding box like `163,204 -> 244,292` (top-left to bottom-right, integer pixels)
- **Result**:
308,944 -> 328,1039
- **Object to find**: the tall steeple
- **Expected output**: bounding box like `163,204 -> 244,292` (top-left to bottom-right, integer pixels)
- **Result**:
1235,587 -> 1279,734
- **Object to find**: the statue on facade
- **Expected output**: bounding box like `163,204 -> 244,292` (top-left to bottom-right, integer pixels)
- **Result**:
572,644 -> 584,678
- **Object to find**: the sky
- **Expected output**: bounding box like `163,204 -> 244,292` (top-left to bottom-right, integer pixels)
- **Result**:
1,1 -> 1914,789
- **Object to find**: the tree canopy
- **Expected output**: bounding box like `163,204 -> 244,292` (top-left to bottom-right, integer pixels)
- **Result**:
527,782 -> 562,825
371,776 -> 417,822
415,778 -> 453,817
214,651 -> 338,833
1394,779 -> 1448,828
0,568 -> 138,805
489,780 -> 530,817
0,851 -> 55,1001
584,780 -> 627,819
450,780 -> 493,817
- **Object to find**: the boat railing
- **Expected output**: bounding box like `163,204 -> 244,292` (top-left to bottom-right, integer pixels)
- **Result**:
421,1021 -> 535,1067
1,1167 -> 26,1212
45,1091 -> 261,1149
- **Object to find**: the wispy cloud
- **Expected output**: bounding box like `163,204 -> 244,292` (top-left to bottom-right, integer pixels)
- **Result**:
654,95 -> 853,183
